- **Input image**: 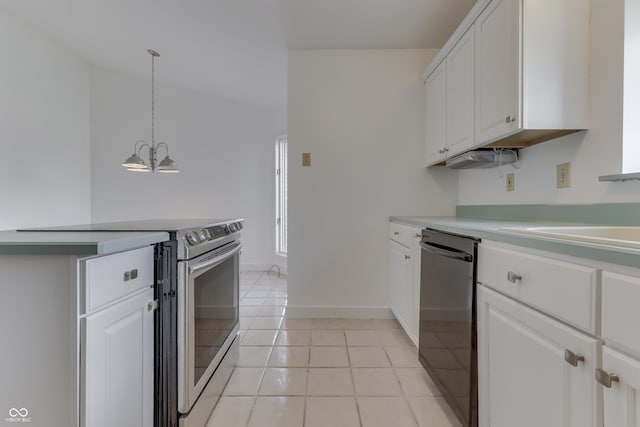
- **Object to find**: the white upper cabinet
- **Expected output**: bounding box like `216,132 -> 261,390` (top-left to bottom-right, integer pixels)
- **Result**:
474,0 -> 519,143
422,0 -> 589,165
446,27 -> 476,155
424,61 -> 447,166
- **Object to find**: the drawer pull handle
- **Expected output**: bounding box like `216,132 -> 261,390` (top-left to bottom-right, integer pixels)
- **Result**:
507,271 -> 522,283
394,231 -> 400,236
123,269 -> 139,282
595,368 -> 619,388
564,350 -> 585,367
404,255 -> 411,260
147,299 -> 159,312
415,233 -> 421,238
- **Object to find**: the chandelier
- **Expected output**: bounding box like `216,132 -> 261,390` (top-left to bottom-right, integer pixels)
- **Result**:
122,49 -> 179,173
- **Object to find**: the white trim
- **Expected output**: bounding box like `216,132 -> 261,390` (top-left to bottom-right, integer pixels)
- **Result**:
275,135 -> 288,257
285,306 -> 394,319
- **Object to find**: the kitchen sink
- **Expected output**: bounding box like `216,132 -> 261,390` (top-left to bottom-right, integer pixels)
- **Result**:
499,226 -> 640,250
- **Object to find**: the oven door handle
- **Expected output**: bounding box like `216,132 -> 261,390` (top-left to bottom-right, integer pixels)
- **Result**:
189,241 -> 241,274
419,241 -> 472,262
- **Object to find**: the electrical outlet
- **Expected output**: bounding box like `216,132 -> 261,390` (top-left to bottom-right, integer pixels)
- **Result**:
506,173 -> 515,192
557,162 -> 571,188
302,153 -> 311,167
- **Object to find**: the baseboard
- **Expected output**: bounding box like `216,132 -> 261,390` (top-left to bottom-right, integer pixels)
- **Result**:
285,306 -> 394,319
241,263 -> 288,276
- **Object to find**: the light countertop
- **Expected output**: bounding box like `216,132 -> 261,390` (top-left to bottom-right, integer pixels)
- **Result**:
0,231 -> 170,255
390,216 -> 640,268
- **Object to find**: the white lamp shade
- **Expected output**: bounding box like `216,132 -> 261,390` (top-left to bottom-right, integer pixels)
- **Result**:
157,155 -> 179,173
122,153 -> 148,169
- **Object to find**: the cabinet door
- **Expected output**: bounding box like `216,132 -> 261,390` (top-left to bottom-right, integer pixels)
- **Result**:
424,61 -> 447,166
389,240 -> 414,342
601,346 -> 640,427
478,285 -> 601,427
475,0 -> 520,144
446,27 -> 475,155
83,288 -> 155,427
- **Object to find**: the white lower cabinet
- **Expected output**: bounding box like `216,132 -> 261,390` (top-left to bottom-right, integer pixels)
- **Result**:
478,241 -> 604,427
599,271 -> 640,426
81,246 -> 155,427
478,285 -> 601,427
389,222 -> 421,345
389,240 -> 413,336
600,347 -> 640,426
83,288 -> 154,427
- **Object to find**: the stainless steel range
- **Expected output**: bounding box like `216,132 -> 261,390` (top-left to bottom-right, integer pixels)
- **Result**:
20,219 -> 243,427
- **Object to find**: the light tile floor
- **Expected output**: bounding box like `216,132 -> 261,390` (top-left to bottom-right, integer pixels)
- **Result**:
205,271 -> 462,427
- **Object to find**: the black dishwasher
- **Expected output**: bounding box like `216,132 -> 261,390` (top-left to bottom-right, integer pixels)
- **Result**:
419,228 -> 479,427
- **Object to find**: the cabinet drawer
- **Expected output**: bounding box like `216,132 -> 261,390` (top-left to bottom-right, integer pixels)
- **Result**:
478,243 -> 598,333
389,223 -> 420,248
602,272 -> 640,358
83,246 -> 154,313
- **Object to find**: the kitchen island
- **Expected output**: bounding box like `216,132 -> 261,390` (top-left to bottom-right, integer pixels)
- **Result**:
0,231 -> 168,427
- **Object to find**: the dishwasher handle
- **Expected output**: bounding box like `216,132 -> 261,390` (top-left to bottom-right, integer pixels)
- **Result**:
420,241 -> 473,262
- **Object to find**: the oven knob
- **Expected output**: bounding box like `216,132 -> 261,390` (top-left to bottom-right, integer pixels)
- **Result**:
235,222 -> 243,230
229,223 -> 237,232
198,230 -> 208,241
223,225 -> 231,234
186,232 -> 200,245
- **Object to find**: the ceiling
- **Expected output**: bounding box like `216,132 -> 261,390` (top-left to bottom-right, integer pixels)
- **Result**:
0,0 -> 475,108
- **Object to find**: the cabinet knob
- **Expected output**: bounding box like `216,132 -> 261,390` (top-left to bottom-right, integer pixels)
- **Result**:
564,349 -> 585,367
147,299 -> 159,312
505,115 -> 517,123
507,271 -> 522,283
595,368 -> 620,388
404,255 -> 411,260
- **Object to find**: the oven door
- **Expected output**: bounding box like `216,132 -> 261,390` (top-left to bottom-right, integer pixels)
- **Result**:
177,241 -> 241,414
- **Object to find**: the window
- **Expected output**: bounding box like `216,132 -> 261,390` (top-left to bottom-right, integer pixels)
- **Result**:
275,136 -> 287,257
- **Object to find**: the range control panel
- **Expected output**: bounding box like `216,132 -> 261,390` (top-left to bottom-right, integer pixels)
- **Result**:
184,221 -> 244,246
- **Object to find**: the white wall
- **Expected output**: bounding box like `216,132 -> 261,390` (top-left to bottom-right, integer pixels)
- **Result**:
0,12 -> 91,230
89,66 -> 285,268
458,0 -> 640,205
287,49 -> 458,317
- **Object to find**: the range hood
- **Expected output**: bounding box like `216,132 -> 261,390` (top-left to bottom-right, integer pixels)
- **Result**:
445,150 -> 517,169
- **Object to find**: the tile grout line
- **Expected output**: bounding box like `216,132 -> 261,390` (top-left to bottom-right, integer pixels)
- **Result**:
345,330 -> 366,427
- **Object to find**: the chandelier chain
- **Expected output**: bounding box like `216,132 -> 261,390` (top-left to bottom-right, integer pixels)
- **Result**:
151,52 -> 155,147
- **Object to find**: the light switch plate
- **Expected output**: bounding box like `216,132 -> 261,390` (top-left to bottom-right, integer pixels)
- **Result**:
506,173 -> 515,192
302,153 -> 311,167
557,162 -> 571,188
